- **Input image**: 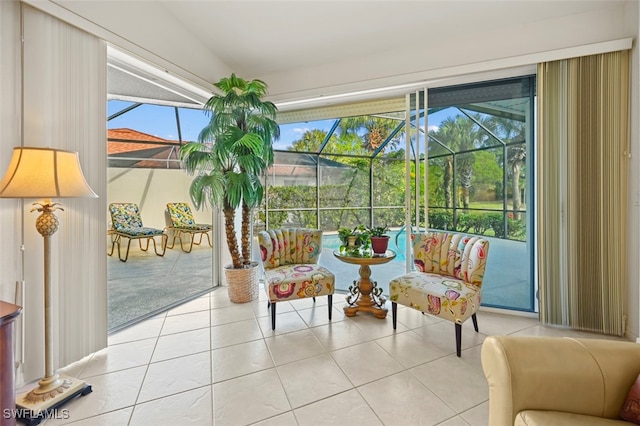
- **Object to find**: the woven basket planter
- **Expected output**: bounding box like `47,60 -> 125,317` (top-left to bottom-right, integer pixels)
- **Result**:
225,262 -> 259,303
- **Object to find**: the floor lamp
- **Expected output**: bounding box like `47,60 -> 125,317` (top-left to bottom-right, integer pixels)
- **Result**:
0,147 -> 97,424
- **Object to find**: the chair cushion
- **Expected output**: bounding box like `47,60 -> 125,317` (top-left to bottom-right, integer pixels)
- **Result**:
116,227 -> 164,237
167,202 -> 198,227
264,264 -> 335,302
515,410 -> 632,425
174,224 -> 212,231
389,271 -> 481,323
413,232 -> 489,286
258,228 -> 322,268
109,203 -> 144,230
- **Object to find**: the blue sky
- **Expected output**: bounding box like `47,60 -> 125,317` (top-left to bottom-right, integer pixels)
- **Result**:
108,100 -> 446,150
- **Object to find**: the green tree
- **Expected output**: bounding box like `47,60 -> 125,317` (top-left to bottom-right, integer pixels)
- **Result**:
288,129 -> 327,152
432,115 -> 483,209
181,74 -> 279,269
485,116 -> 527,218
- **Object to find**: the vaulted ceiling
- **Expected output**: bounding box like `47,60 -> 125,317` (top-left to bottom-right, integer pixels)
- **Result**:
29,0 -> 632,108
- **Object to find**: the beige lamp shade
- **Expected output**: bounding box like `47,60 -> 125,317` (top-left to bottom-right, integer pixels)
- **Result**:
0,147 -> 97,199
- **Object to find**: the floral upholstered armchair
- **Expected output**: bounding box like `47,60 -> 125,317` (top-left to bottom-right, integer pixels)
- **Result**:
108,203 -> 167,262
165,202 -> 212,253
257,228 -> 335,330
389,232 -> 490,357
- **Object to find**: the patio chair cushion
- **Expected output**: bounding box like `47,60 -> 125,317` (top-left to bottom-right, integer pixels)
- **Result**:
108,202 -> 167,262
166,202 -> 211,231
117,227 -> 164,237
110,203 -> 144,230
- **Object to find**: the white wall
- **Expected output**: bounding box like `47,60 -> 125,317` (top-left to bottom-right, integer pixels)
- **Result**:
107,168 -> 213,230
0,1 -> 108,385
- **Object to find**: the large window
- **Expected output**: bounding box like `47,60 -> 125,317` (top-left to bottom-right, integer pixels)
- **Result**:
106,101 -> 214,332
106,75 -> 537,331
264,76 -> 536,312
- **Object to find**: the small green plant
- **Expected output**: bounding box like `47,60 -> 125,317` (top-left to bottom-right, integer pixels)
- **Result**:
368,225 -> 389,237
338,225 -> 371,256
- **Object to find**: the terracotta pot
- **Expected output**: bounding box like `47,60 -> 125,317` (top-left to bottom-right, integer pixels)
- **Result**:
371,235 -> 390,254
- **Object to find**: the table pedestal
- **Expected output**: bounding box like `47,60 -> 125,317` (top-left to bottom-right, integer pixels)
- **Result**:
344,263 -> 388,318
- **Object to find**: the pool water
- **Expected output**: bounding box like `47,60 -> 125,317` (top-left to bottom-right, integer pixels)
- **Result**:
323,232 -> 407,261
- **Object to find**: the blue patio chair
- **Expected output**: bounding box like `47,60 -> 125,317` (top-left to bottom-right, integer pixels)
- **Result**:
108,203 -> 167,262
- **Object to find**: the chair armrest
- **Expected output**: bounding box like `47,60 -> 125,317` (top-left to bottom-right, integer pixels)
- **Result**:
481,335 -> 640,426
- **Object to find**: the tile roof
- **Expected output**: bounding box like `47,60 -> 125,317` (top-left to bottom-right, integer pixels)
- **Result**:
108,128 -> 181,169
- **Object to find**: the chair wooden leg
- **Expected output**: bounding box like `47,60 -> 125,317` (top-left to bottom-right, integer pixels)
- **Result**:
328,295 -> 333,321
392,302 -> 397,329
455,323 -> 462,357
271,301 -> 276,330
472,313 -> 479,332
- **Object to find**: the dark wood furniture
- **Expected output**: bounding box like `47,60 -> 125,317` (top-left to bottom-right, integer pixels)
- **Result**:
0,301 -> 22,426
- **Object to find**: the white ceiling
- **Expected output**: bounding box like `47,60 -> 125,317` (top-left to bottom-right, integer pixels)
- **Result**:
32,0 -> 633,107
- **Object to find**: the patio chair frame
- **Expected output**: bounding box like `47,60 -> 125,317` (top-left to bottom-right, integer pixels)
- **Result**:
108,203 -> 168,262
165,202 -> 213,253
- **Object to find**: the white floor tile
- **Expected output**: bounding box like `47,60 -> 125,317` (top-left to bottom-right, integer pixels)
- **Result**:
80,338 -> 156,378
130,386 -> 213,425
296,304 -> 345,328
250,411 -> 298,426
210,318 -> 264,348
53,407 -> 133,426
375,330 -> 449,368
167,295 -> 211,316
212,339 -> 274,383
264,329 -> 325,366
108,316 -> 164,345
330,341 -> 404,386
411,355 -> 489,413
257,310 -> 308,336
460,401 -> 490,426
310,319 -> 372,351
276,353 -> 352,408
138,351 -> 212,402
358,370 -> 456,426
347,314 -> 408,340
160,310 -> 210,335
56,287 -> 629,426
44,366 -> 146,424
151,327 -> 210,362
213,369 -> 290,426
210,303 -> 256,326
294,389 -> 382,426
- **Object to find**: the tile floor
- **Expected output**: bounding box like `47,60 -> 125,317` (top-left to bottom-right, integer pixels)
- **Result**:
30,286 -> 626,426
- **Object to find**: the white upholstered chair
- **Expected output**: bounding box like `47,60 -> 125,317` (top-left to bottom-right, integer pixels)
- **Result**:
257,228 -> 335,330
389,232 -> 490,356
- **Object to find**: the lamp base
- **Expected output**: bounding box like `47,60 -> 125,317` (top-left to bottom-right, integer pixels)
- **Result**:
15,374 -> 92,426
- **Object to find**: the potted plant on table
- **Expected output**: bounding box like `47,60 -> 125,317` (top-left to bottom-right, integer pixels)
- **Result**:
181,73 -> 280,303
338,225 -> 371,256
368,225 -> 390,254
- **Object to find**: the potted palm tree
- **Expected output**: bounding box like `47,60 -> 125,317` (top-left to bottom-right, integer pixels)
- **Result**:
181,73 -> 279,302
